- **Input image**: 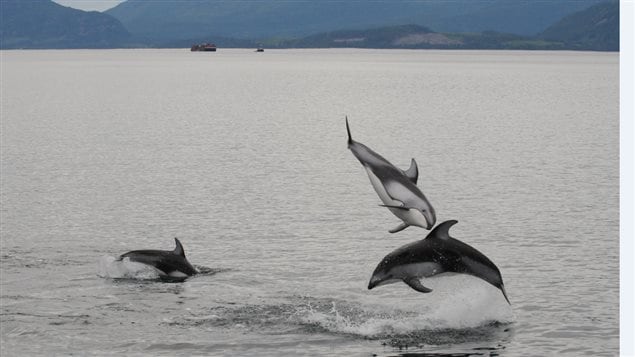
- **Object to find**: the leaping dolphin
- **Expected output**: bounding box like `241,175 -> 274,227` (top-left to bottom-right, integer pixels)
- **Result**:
368,220 -> 510,304
346,117 -> 436,233
118,238 -> 198,282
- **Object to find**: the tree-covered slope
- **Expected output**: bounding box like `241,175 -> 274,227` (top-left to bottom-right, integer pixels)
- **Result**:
0,0 -> 130,49
270,25 -> 564,50
539,1 -> 619,51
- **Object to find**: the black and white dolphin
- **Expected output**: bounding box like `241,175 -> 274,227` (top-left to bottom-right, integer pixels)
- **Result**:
368,220 -> 510,304
118,238 -> 198,282
346,117 -> 436,233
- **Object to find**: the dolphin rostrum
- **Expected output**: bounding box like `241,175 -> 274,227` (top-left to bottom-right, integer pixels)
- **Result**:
368,220 -> 510,304
118,238 -> 198,282
346,117 -> 436,233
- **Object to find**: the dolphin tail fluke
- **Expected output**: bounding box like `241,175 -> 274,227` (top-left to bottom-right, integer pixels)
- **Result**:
173,238 -> 185,257
345,116 -> 353,145
404,277 -> 432,293
501,285 -> 511,305
389,222 -> 410,233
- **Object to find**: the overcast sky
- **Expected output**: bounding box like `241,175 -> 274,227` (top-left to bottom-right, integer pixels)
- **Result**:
53,0 -> 125,12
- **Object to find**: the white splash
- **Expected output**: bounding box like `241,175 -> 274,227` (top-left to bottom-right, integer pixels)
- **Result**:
97,255 -> 161,280
300,278 -> 515,338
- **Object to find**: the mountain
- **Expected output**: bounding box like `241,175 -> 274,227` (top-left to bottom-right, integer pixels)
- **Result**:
426,1 -> 601,35
0,0 -> 617,50
0,0 -> 130,49
264,0 -> 622,52
106,0 -> 604,44
539,1 -> 619,51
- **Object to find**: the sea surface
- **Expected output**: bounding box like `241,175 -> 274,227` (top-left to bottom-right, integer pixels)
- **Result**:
0,49 -> 619,356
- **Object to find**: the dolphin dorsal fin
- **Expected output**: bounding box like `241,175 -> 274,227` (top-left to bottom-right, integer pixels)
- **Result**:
428,220 -> 458,240
345,116 -> 353,145
403,158 -> 418,184
173,238 -> 185,257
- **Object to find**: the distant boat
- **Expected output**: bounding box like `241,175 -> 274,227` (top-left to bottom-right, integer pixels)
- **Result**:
191,43 -> 217,52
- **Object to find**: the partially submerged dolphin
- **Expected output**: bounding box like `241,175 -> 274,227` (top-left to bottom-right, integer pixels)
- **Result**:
346,117 -> 436,233
368,220 -> 510,304
118,238 -> 198,282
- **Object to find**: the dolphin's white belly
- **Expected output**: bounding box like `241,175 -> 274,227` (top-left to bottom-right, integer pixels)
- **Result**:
365,167 -> 428,228
168,270 -> 188,278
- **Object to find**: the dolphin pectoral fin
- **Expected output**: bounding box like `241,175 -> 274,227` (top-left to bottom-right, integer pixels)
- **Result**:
403,277 -> 432,293
389,223 -> 410,233
403,158 -> 419,184
378,204 -> 409,210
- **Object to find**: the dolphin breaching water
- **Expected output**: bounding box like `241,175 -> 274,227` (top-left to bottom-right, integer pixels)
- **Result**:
368,220 -> 510,304
118,238 -> 198,282
346,117 -> 436,233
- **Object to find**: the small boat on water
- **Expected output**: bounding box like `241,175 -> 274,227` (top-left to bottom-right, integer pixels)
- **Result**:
191,43 -> 217,52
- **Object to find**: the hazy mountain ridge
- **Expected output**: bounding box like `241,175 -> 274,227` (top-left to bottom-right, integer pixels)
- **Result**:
105,0 -> 603,41
0,0 -> 129,49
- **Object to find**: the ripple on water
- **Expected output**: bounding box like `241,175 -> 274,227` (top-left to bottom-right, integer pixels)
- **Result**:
162,295 -> 514,352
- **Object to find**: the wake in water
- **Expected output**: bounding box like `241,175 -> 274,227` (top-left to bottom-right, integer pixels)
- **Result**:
96,255 -> 224,281
164,293 -> 514,350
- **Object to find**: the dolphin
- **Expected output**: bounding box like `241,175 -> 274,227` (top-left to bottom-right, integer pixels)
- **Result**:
118,238 -> 198,282
346,117 -> 436,233
368,220 -> 510,304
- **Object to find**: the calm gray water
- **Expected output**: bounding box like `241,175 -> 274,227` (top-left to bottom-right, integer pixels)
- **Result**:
1,49 -> 618,356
